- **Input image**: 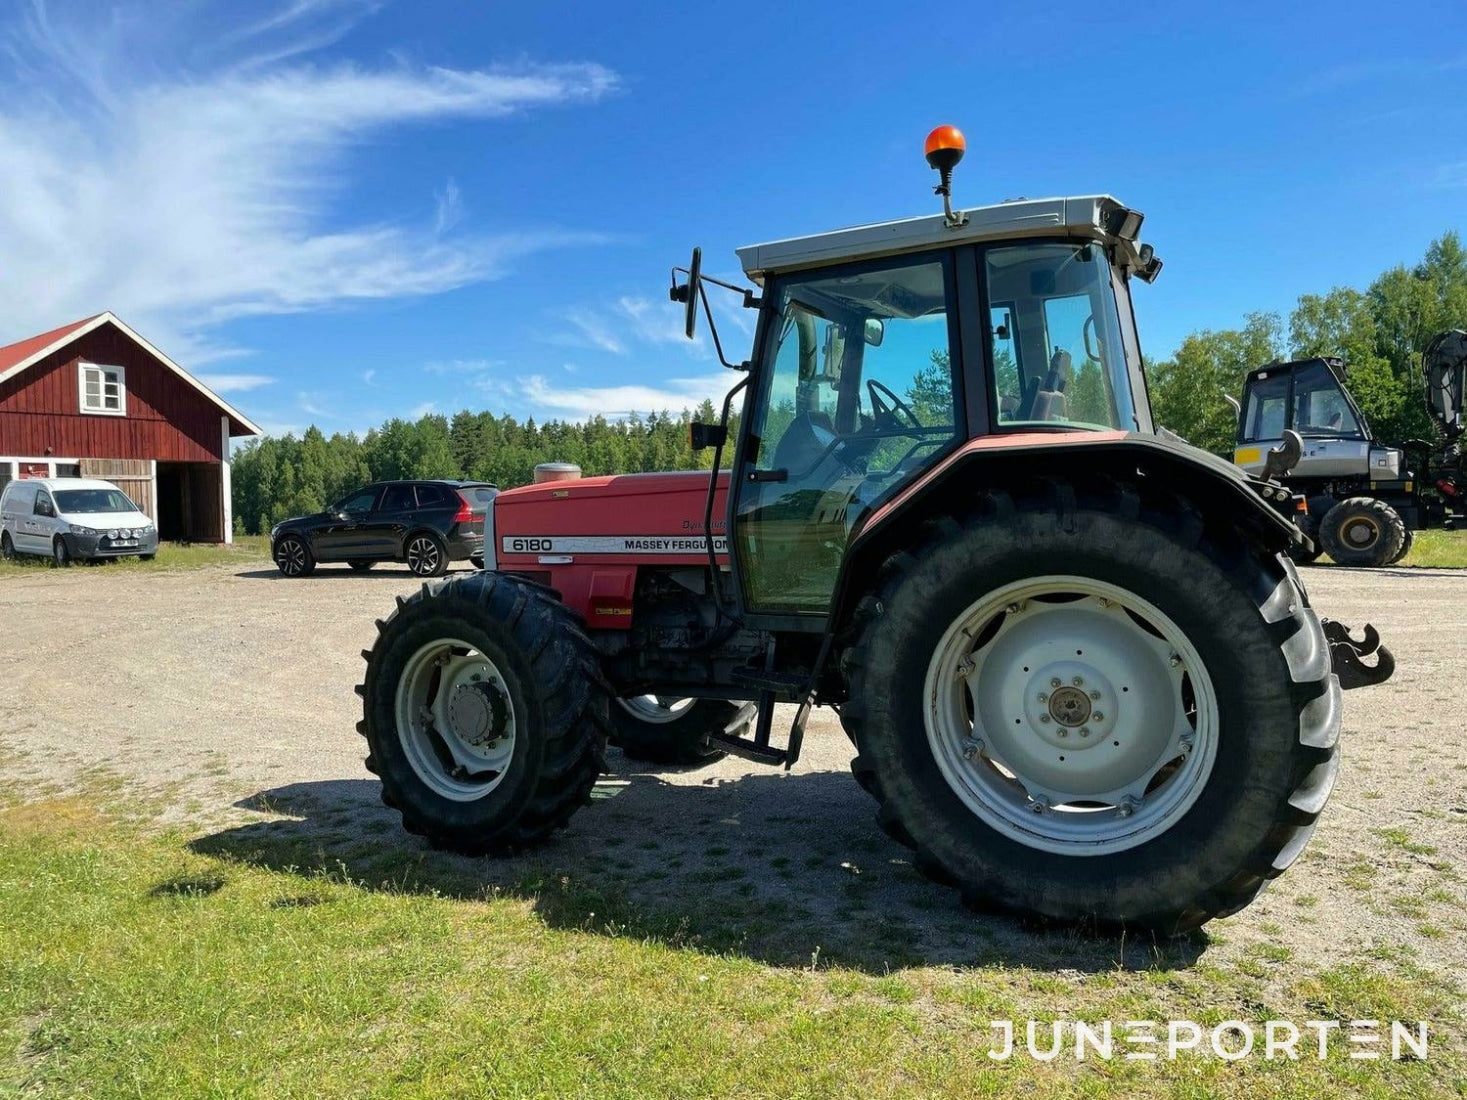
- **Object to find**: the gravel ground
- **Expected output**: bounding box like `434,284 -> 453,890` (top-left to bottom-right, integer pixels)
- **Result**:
1,557 -> 1465,983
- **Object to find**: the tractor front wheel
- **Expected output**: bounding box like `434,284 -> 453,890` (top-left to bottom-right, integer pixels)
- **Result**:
840,480 -> 1340,932
358,572 -> 609,854
610,697 -> 745,766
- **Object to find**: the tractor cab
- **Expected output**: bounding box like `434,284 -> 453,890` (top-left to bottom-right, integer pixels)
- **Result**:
716,145 -> 1162,618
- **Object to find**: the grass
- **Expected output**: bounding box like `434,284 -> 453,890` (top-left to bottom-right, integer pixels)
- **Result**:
0,795 -> 1461,1098
1398,529 -> 1467,568
1319,527 -> 1467,568
0,535 -> 268,577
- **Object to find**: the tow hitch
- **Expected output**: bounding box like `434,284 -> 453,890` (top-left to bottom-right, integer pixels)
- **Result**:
1322,620 -> 1395,689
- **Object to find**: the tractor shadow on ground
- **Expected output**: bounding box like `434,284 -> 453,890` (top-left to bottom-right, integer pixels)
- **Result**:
190,756 -> 1211,976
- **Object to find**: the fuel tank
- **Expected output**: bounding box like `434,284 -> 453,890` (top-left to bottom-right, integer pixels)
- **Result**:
491,471 -> 730,629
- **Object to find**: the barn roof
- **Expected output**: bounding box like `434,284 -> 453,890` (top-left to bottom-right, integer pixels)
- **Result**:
0,311 -> 263,436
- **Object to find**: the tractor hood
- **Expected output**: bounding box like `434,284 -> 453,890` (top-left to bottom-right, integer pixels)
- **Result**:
488,470 -> 732,570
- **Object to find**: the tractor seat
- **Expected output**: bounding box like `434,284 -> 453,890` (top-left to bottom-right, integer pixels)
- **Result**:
772,409 -> 837,474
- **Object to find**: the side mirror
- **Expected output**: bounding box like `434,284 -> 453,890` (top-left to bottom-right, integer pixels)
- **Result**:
864,318 -> 885,347
669,247 -> 702,340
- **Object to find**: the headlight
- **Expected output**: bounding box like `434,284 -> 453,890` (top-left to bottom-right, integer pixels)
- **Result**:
68,524 -> 98,536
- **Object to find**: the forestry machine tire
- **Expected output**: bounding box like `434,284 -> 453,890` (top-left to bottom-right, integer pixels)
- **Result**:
1386,523 -> 1415,565
840,478 -> 1341,933
1319,497 -> 1405,567
358,571 -> 610,855
610,697 -> 743,766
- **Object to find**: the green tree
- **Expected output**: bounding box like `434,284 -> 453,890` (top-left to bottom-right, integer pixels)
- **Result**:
1147,312 -> 1283,454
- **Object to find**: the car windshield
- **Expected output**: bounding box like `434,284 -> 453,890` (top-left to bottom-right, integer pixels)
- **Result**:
54,489 -> 138,513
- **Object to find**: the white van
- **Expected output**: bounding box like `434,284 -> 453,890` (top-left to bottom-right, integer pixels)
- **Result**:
0,477 -> 158,566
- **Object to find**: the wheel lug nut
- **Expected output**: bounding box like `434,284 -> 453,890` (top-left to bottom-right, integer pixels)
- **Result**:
1039,715 -> 1051,724
1032,798 -> 1050,814
1092,712 -> 1104,722
1050,677 -> 1062,688
1037,692 -> 1048,703
1079,727 -> 1090,737
1057,729 -> 1067,738
1168,652 -> 1181,668
1072,677 -> 1084,687
1090,690 -> 1101,700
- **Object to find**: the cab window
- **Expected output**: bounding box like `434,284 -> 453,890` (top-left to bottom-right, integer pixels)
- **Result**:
1241,373 -> 1289,442
985,242 -> 1135,431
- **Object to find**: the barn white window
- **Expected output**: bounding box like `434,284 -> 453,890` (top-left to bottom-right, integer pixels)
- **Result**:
79,362 -> 126,416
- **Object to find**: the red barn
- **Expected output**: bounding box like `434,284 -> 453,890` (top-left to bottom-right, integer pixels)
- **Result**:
0,312 -> 262,542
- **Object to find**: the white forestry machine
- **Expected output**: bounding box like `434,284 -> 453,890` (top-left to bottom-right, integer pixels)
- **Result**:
1233,331 -> 1467,565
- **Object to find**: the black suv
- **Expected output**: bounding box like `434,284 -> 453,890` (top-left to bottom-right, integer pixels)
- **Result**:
270,480 -> 496,578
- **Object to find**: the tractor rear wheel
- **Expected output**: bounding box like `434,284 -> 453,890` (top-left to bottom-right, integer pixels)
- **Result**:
840,480 -> 1340,932
1319,497 -> 1405,567
610,697 -> 744,766
358,572 -> 609,854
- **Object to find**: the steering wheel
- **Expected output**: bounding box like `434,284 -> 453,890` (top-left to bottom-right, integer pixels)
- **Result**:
866,379 -> 923,432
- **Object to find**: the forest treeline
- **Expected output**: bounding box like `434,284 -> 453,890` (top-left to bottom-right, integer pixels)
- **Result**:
231,231 -> 1465,534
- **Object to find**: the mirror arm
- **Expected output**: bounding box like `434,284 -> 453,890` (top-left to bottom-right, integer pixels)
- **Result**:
699,282 -> 750,371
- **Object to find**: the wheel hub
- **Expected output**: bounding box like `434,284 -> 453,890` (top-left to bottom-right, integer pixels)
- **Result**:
1345,518 -> 1378,546
448,679 -> 509,749
1046,685 -> 1092,727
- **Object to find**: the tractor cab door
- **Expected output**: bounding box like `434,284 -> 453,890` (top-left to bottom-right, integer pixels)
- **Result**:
732,253 -> 963,619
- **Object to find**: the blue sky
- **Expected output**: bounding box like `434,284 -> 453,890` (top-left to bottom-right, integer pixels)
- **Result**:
1,0 -> 1464,439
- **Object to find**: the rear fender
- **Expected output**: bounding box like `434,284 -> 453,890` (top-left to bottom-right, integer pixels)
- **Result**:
829,433 -> 1297,633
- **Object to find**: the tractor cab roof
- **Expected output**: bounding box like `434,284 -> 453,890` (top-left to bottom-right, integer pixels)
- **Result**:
736,195 -> 1157,283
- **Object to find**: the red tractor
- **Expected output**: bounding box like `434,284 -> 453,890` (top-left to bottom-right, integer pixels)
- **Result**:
358,128 -> 1391,931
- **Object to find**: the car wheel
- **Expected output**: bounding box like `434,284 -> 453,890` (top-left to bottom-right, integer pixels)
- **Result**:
405,533 -> 448,577
274,535 -> 316,577
349,560 -> 377,572
1,531 -> 13,561
52,537 -> 71,568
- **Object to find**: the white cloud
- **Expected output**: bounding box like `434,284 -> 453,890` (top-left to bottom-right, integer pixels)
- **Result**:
517,371 -> 737,420
0,2 -> 618,360
194,373 -> 275,393
361,368 -> 377,385
556,310 -> 627,355
409,401 -> 438,419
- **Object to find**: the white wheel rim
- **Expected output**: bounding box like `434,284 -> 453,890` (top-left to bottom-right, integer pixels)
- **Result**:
924,575 -> 1218,856
408,537 -> 440,574
616,696 -> 697,724
395,638 -> 515,800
